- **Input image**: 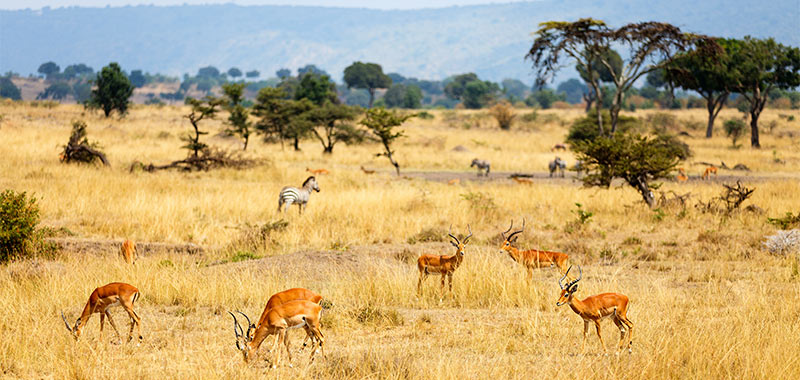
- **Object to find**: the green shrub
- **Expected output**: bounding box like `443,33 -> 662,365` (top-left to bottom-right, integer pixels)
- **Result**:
724,119 -> 747,147
566,109 -> 642,144
0,190 -> 40,262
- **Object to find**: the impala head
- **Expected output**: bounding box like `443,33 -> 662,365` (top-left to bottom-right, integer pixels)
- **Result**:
499,219 -> 525,255
61,311 -> 81,340
556,265 -> 582,306
303,176 -> 320,192
448,224 -> 472,255
228,311 -> 256,361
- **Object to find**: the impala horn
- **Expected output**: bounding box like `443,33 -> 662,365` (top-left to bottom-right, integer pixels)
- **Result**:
228,311 -> 243,339
463,224 -> 473,244
448,225 -> 460,247
507,218 -> 525,242
501,220 -> 514,240
566,265 -> 583,289
61,311 -> 73,332
559,266 -> 572,290
236,310 -> 254,339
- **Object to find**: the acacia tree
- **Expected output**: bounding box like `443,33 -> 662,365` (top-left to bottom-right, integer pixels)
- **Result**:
87,62 -> 134,117
343,62 -> 392,108
306,102 -> 362,154
528,19 -> 612,135
183,96 -> 224,157
724,37 -> 800,148
360,107 -> 415,175
576,47 -> 622,112
252,87 -> 313,151
667,40 -> 733,138
222,83 -> 252,150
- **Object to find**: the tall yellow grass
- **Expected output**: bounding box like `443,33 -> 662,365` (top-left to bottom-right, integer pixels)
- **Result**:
0,102 -> 799,379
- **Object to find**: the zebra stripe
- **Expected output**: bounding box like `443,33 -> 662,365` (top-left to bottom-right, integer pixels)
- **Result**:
277,176 -> 320,214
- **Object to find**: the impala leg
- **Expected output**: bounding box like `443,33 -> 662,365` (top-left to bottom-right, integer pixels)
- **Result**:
283,330 -> 293,365
581,320 -> 589,354
309,326 -> 325,361
99,312 -> 106,341
447,273 -> 454,294
619,315 -> 634,353
417,272 -> 427,295
122,302 -> 142,343
272,329 -> 285,368
526,267 -> 533,282
105,311 -> 122,343
613,317 -> 626,353
440,274 -> 447,299
594,321 -> 607,353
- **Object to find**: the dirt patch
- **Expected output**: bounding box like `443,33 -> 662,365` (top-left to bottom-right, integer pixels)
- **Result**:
46,238 -> 203,256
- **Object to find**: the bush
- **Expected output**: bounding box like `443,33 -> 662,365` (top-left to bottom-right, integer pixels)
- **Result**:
488,101 -> 516,130
1,190 -> 40,262
763,229 -> 800,256
723,119 -> 747,147
768,212 -> 800,229
566,109 -> 642,144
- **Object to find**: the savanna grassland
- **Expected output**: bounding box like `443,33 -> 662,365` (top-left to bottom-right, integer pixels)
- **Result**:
1,101 -> 799,379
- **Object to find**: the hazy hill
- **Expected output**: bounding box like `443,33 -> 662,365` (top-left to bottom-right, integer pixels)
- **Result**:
1,1 -> 797,82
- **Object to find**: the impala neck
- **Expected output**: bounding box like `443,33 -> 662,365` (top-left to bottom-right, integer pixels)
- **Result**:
506,246 -> 521,262
567,292 -> 587,315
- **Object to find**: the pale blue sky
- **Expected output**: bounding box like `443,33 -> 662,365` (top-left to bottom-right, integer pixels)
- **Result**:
1,0 -> 533,10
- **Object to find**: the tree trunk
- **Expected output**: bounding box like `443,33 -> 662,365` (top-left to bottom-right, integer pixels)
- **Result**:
705,92 -> 728,139
242,133 -> 249,151
389,155 -> 400,175
592,84 -> 604,137
609,90 -> 624,134
750,110 -> 761,148
582,92 -> 594,113
630,176 -> 655,208
293,137 -> 301,151
368,88 -> 375,109
323,145 -> 333,154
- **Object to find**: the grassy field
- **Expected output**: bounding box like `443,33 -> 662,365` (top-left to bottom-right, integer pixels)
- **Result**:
1,101 -> 799,379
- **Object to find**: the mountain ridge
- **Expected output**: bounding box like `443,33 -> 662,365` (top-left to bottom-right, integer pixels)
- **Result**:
1,1 -> 797,82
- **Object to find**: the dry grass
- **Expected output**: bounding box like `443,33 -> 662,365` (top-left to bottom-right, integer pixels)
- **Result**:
1,102 -> 800,379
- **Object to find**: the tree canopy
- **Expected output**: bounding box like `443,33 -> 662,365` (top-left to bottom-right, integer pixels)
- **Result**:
343,62 -> 392,108
87,62 -> 134,117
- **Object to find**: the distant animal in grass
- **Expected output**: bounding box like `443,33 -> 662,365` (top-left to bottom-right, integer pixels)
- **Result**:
448,178 -> 461,185
676,168 -> 688,182
417,225 -> 472,297
277,176 -> 320,214
470,159 -> 490,177
551,143 -> 568,152
120,240 -> 137,264
702,166 -> 717,180
360,166 -> 375,174
512,177 -> 534,185
549,157 -> 566,178
306,167 -> 329,175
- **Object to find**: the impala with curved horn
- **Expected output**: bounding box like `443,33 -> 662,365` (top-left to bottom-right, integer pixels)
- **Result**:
499,219 -> 570,280
557,266 -> 634,354
61,282 -> 143,344
228,299 -> 324,367
417,225 -> 472,296
244,288 -> 324,351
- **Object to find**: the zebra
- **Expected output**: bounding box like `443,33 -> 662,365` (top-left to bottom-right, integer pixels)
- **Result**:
573,160 -> 586,178
470,158 -> 490,177
549,157 -> 566,178
277,176 -> 320,214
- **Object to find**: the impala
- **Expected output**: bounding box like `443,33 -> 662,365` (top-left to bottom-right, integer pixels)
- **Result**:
676,167 -> 688,182
229,300 -> 325,367
306,167 -> 330,175
61,282 -> 143,344
417,225 -> 472,296
702,166 -> 717,180
236,288 -> 323,350
556,266 -> 634,354
499,219 -> 569,280
120,239 -> 137,264
360,166 -> 375,174
512,177 -> 534,185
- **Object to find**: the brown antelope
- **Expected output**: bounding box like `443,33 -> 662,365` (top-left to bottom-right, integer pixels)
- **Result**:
360,166 -> 375,174
306,167 -> 330,175
702,166 -> 717,180
447,178 -> 461,186
557,266 -> 634,354
417,225 -> 472,296
512,177 -> 534,185
499,219 -> 569,280
676,167 -> 688,182
551,143 -> 568,152
120,239 -> 137,264
237,288 -> 324,350
61,282 -> 143,344
229,300 -> 325,368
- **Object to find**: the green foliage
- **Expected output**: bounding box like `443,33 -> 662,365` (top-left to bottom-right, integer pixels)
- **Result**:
526,88 -> 565,109
227,67 -> 242,78
444,73 -> 499,109
383,84 -> 423,109
128,70 -> 146,88
576,47 -> 622,84
573,131 -> 689,208
306,102 -> 363,153
723,119 -> 747,147
767,212 -> 800,229
87,62 -> 134,117
460,191 -> 498,213
360,107 -> 414,175
275,68 -> 291,78
37,82 -> 71,100
229,250 -> 262,262
556,78 -> 588,104
0,190 -> 40,262
71,81 -> 92,103
62,64 -> 93,79
343,62 -> 392,108
296,73 -> 338,106
222,83 -> 252,150
0,76 -> 22,100
197,66 -> 221,79
566,109 -> 641,144
571,203 -> 594,225
183,96 -> 225,157
501,78 -> 529,101
245,70 -> 260,78
252,86 -> 315,150
37,61 -> 60,78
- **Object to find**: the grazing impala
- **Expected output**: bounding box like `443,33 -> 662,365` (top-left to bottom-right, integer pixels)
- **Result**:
306,167 -> 330,175
556,266 -> 634,354
120,239 -> 137,264
499,219 -> 569,280
417,225 -> 472,296
229,300 -> 325,367
61,282 -> 143,344
676,168 -> 688,182
236,288 -> 323,350
702,166 -> 717,180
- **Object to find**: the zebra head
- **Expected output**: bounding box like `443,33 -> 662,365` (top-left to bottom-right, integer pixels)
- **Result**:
303,176 -> 320,192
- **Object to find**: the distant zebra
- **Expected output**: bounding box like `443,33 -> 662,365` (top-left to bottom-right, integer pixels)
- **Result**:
470,159 -> 490,177
277,176 -> 320,214
572,160 -> 586,178
549,157 -> 566,178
